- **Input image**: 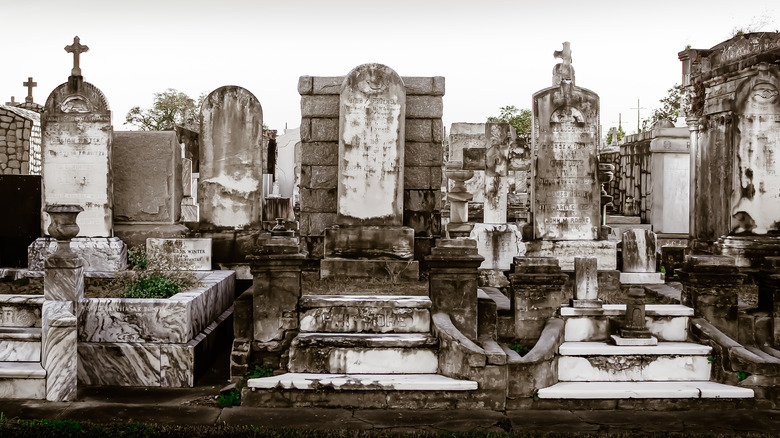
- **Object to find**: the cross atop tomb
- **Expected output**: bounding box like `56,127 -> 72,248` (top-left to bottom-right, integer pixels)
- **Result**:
607,127 -> 619,145
553,42 -> 572,65
65,36 -> 89,77
552,42 -> 575,86
23,77 -> 37,103
5,96 -> 16,106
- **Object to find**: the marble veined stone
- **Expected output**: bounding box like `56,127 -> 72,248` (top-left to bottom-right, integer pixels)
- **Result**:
247,373 -> 478,391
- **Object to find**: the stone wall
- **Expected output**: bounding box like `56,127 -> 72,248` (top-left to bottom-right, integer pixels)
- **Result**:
297,75 -> 444,258
0,105 -> 41,175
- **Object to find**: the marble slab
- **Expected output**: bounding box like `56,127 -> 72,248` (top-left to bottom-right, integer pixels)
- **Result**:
146,238 -> 212,271
563,315 -> 689,342
299,295 -> 431,334
0,330 -> 41,361
559,341 -> 710,356
0,361 -> 46,378
79,270 -> 234,343
0,377 -> 46,399
538,381 -> 754,399
42,300 -> 77,401
620,272 -> 665,284
558,355 -> 712,382
247,373 -> 478,391
0,295 -> 44,327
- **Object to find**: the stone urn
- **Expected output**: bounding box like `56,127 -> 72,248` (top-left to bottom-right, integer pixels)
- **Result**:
45,204 -> 83,258
445,161 -> 475,238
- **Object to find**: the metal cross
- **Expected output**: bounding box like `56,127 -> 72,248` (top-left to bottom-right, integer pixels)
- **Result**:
23,77 -> 37,103
65,36 -> 89,76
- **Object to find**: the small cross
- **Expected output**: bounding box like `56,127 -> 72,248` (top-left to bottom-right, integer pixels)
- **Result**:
5,96 -> 16,106
23,77 -> 37,103
65,36 -> 89,76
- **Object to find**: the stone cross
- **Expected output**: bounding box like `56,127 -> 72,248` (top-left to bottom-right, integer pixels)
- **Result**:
553,41 -> 572,65
23,77 -> 37,103
607,127 -> 619,145
5,96 -> 16,106
65,36 -> 89,76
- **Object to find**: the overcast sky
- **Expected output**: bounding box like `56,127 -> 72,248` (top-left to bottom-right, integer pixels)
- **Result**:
2,0 -> 778,136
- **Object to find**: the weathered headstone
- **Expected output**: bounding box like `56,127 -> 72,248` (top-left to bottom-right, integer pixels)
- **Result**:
199,86 -> 263,229
146,238 -> 212,270
532,42 -> 600,240
41,37 -> 112,237
483,123 -> 511,223
337,63 -> 405,225
573,256 -> 601,308
622,229 -> 658,272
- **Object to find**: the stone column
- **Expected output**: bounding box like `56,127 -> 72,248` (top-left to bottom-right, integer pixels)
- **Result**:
686,116 -> 700,245
509,256 -> 568,342
247,224 -> 305,371
677,255 -> 746,339
42,204 -> 83,402
756,257 -> 780,345
426,239 -> 484,342
444,161 -> 474,238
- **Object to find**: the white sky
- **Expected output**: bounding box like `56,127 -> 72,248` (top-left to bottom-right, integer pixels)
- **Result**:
2,0 -> 778,135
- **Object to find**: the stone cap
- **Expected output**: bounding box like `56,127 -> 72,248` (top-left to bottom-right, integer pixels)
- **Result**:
510,256 -> 562,275
683,254 -> 739,273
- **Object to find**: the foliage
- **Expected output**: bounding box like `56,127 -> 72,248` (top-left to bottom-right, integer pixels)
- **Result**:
641,84 -> 691,132
217,388 -> 242,408
510,342 -> 530,357
731,12 -> 777,36
737,370 -> 751,382
246,364 -> 274,379
217,364 -> 274,408
124,89 -> 205,131
487,105 -> 532,136
605,125 -> 625,145
119,247 -> 198,299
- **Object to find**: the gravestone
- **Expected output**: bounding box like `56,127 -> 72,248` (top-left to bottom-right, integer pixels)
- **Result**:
146,238 -> 212,270
112,131 -> 186,248
0,175 -> 41,267
449,123 -> 486,206
30,36 -> 126,272
620,229 -> 664,284
525,42 -> 617,271
199,86 -> 263,229
322,63 -> 417,280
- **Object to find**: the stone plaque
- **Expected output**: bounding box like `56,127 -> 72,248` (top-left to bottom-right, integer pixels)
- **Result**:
41,82 -> 112,237
338,63 -> 405,225
199,86 -> 263,229
146,238 -> 212,270
533,89 -> 600,240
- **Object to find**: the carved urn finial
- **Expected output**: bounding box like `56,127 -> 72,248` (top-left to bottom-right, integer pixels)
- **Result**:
45,204 -> 83,258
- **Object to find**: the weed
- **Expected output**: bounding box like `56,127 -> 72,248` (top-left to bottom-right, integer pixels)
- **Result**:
217,388 -> 242,408
127,246 -> 149,270
246,364 -> 274,379
660,266 -> 666,274
119,245 -> 199,299
510,342 -> 530,357
707,355 -> 714,364
737,370 -> 751,382
531,389 -> 540,401
121,273 -> 184,299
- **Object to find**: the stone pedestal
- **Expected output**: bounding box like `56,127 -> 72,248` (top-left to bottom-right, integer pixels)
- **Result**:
29,237 -> 127,273
426,239 -> 484,342
509,256 -> 568,342
611,287 -> 657,346
246,234 -> 306,372
756,257 -> 780,346
677,255 -> 746,339
714,235 -> 780,268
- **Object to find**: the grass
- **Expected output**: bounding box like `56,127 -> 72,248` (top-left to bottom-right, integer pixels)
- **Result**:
217,364 -> 275,408
510,342 -> 530,357
119,247 -> 199,299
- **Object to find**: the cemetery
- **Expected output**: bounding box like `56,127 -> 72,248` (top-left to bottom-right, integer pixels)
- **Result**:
0,31 -> 779,423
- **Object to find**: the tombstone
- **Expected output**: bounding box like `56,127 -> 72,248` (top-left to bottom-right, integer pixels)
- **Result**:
321,63 -> 418,280
620,229 -> 664,284
199,86 -> 263,229
112,131 -> 187,248
524,42 -> 617,271
146,238 -> 212,270
29,36 -> 126,272
572,256 -> 601,308
180,157 -> 199,222
449,123 -> 486,207
0,175 -> 41,267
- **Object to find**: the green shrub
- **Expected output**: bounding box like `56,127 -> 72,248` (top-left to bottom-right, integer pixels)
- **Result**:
127,247 -> 149,270
121,273 -> 184,299
246,364 -> 274,379
510,343 -> 530,357
217,388 -> 242,408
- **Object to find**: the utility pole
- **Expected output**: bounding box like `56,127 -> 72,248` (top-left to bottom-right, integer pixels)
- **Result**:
631,99 -> 646,133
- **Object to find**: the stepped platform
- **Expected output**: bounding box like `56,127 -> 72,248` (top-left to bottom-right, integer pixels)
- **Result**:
0,361 -> 46,399
247,373 -> 477,391
0,327 -> 41,361
538,381 -> 754,399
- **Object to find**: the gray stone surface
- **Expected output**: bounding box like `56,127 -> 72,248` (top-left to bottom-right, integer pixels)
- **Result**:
622,229 -> 657,273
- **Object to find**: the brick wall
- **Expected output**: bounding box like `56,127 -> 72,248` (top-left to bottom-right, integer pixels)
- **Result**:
0,105 -> 41,175
297,75 -> 445,259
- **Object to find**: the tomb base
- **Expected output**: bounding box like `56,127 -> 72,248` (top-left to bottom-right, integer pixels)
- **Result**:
181,197 -> 199,222
470,223 -> 525,271
114,223 -> 189,249
28,237 -> 127,272
713,235 -> 780,268
524,240 -> 617,270
320,258 -> 419,281
572,299 -> 603,309
324,226 -> 414,260
620,272 -> 665,284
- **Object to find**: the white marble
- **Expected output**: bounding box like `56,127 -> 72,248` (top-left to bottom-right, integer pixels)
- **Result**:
538,381 -> 754,399
42,300 -> 78,401
610,335 -> 658,346
563,316 -> 689,343
294,332 -> 435,347
561,304 -> 693,317
0,377 -> 46,399
0,295 -> 44,328
326,348 -> 438,374
146,238 -> 212,271
558,355 -> 711,381
0,336 -> 41,361
29,237 -> 127,272
470,223 -> 525,270
247,373 -> 477,391
77,342 -> 161,386
560,341 -> 710,356
299,294 -> 431,334
620,272 -> 665,284
300,295 -> 431,308
524,240 -> 618,270
0,361 -> 46,378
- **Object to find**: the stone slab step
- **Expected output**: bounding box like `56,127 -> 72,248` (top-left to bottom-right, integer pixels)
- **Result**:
562,304 -> 692,342
0,327 -> 41,361
247,373 -> 477,391
559,354 -> 710,382
299,295 -> 431,333
538,381 -> 754,399
559,341 -> 710,356
0,361 -> 46,379
289,333 -> 438,374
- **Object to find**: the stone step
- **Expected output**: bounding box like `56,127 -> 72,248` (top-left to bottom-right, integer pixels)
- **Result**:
558,342 -> 712,382
289,333 -> 438,374
0,327 -> 42,361
247,373 -> 477,391
299,295 -> 431,333
538,381 -> 754,399
0,361 -> 46,399
562,304 -> 692,342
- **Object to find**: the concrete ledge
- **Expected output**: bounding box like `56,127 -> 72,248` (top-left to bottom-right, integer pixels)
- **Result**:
247,373 -> 477,391
538,381 -> 754,399
559,341 -> 710,356
620,272 -> 665,284
0,361 -> 46,378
